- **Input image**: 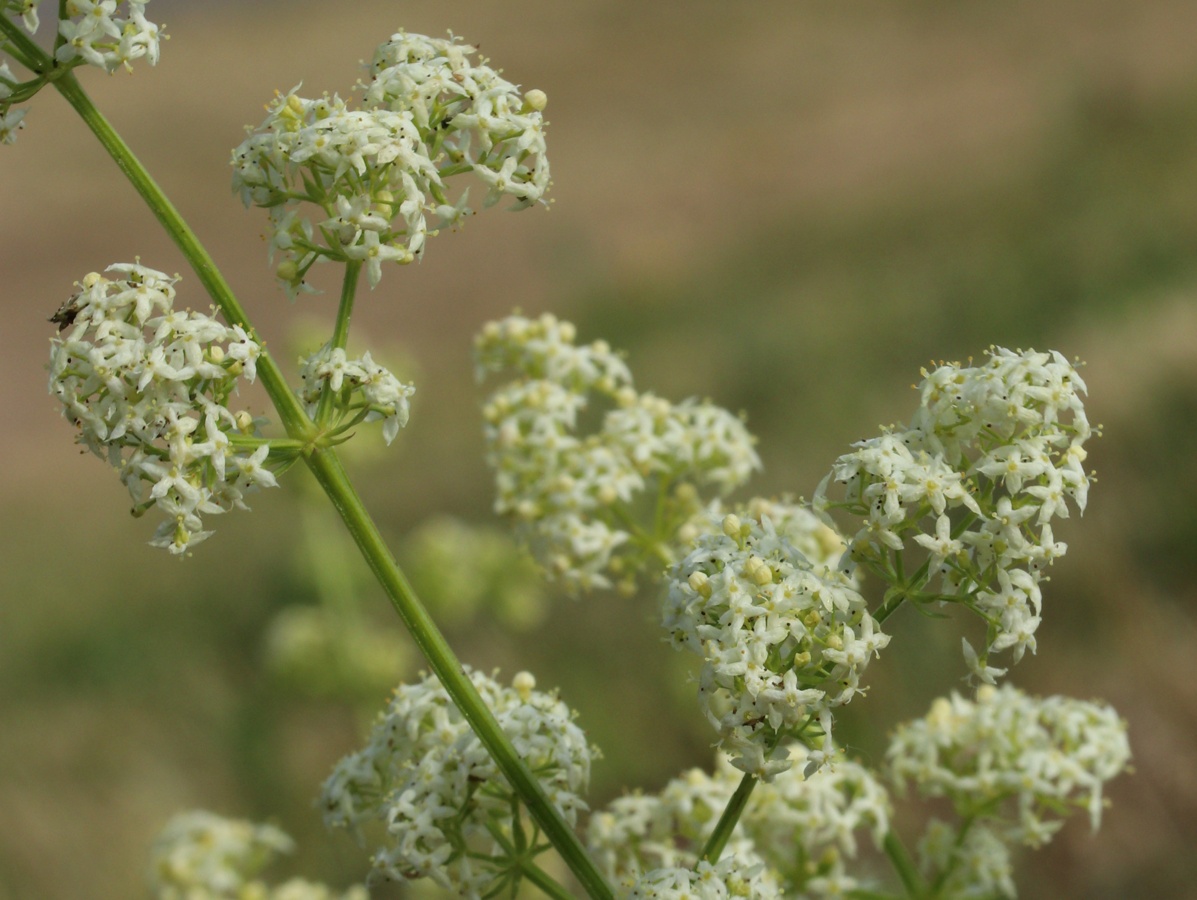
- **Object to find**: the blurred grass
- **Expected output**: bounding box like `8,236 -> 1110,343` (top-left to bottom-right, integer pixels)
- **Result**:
3,1 -> 1197,897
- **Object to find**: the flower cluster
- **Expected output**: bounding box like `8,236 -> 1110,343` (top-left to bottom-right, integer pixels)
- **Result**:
888,685 -> 1131,849
48,264 -> 273,554
148,810 -> 366,900
478,313 -> 760,592
587,748 -> 890,898
622,858 -> 780,900
231,30 -> 549,292
321,669 -> 593,896
814,348 -> 1093,682
3,0 -> 162,70
663,510 -> 889,778
297,344 -> 414,444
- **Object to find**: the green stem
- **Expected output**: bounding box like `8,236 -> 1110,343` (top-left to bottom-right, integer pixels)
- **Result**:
330,260 -> 359,351
303,448 -> 611,900
48,68 -> 312,440
0,16 -> 45,72
315,260 -> 361,427
227,436 -> 306,451
699,770 -> 757,863
928,815 -> 975,897
874,588 -> 908,625
883,830 -> 927,899
521,859 -> 576,900
53,0 -> 70,58
608,502 -> 671,566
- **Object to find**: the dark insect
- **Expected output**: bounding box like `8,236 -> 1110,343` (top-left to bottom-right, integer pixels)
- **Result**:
50,294 -> 83,332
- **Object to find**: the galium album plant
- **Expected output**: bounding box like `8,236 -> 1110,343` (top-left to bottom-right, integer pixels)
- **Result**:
5,3 -> 1131,898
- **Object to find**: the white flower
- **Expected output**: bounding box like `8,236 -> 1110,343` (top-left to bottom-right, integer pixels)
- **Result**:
9,1 -> 40,32
0,106 -> 25,144
961,637 -> 1007,685
1,60 -> 27,144
343,228 -> 410,286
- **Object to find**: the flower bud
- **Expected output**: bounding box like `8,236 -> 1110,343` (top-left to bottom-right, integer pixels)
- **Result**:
523,89 -> 548,112
512,671 -> 536,701
276,259 -> 299,284
744,556 -> 773,586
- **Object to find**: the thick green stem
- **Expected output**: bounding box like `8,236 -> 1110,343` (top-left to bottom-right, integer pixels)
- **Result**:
303,448 -> 612,900
699,770 -> 757,863
883,830 -> 927,899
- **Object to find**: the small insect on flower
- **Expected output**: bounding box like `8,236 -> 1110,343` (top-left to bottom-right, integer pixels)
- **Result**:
49,293 -> 83,332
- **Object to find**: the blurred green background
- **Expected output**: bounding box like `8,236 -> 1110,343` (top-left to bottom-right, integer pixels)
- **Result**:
3,0 -> 1196,896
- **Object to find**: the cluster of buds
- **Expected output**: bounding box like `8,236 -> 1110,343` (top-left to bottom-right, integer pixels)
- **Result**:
148,810 -> 366,899
231,30 -> 549,293
320,669 -> 594,896
815,347 -> 1093,682
48,264 -> 273,553
477,313 -> 760,592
